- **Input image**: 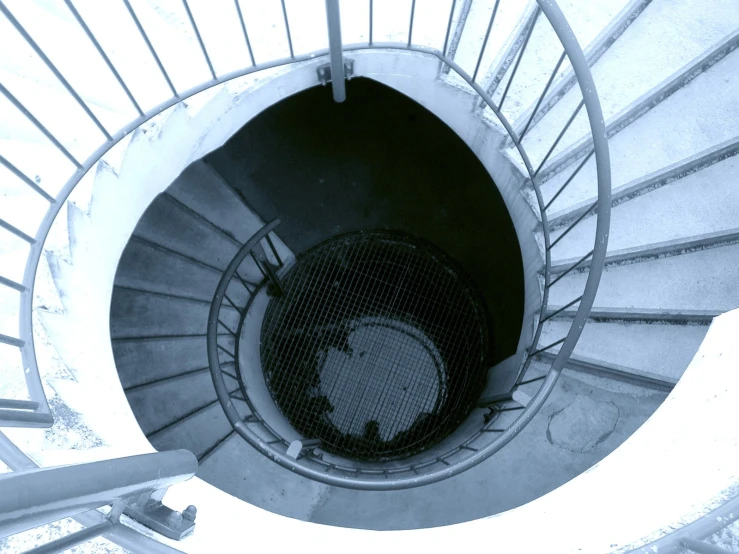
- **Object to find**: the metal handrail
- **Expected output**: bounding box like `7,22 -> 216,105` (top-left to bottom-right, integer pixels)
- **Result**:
0,0 -> 609,507
0,438 -> 197,553
203,1 -> 610,490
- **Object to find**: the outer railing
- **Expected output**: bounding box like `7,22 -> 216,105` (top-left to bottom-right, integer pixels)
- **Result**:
206,0 -> 611,490
0,431 -> 197,553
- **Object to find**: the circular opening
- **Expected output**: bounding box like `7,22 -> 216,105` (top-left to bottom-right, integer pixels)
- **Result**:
260,230 -> 490,461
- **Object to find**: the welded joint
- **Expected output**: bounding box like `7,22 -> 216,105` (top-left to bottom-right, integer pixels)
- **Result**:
317,60 -> 354,86
123,491 -> 197,540
286,438 -> 322,459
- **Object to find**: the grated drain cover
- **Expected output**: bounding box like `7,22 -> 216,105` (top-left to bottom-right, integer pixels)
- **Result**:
260,231 -> 489,461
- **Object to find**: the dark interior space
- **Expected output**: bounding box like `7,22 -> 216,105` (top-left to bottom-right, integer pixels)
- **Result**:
207,77 -> 524,365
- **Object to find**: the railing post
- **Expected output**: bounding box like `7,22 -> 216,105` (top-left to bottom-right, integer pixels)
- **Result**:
325,0 -> 346,102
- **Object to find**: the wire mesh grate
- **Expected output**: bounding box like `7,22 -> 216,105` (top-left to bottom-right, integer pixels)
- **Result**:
260,231 -> 490,461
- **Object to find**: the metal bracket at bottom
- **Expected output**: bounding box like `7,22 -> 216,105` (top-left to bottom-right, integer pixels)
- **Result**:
123,492 -> 197,540
317,59 -> 354,86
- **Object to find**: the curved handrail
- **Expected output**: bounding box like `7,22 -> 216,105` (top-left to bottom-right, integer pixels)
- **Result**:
0,1 -> 609,487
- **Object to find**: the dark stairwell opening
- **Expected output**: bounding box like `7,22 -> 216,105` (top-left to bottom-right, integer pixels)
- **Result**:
110,76 -> 525,498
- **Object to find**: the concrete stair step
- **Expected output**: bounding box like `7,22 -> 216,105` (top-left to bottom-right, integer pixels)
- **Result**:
196,432 -> 330,521
113,335 -> 232,390
109,287 -> 240,339
167,161 -> 270,244
479,0 -> 634,126
0,230 -> 31,284
147,400 -> 234,461
520,0 -> 739,172
549,243 -> 739,314
548,151 -> 739,263
538,320 -> 706,383
125,367 -> 238,436
537,45 -> 739,216
133,193 -> 241,270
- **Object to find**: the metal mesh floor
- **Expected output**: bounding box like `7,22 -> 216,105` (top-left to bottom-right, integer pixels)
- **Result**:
260,231 -> 489,461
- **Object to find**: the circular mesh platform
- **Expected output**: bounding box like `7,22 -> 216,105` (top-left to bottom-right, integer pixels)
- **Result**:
260,231 -> 489,461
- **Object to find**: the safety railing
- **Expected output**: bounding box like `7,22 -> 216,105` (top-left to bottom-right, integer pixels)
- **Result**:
204,0 -> 610,490
0,431 -> 197,553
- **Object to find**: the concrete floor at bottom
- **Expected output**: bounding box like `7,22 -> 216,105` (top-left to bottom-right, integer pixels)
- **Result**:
197,365 -> 668,530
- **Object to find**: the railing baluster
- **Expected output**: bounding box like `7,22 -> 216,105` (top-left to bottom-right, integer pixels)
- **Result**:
63,0 -> 144,117
217,343 -> 235,359
534,99 -> 584,176
0,275 -> 25,292
0,217 -> 35,244
520,50 -> 566,141
0,2 -> 111,140
182,0 -> 216,80
0,333 -> 24,347
548,199 -> 598,250
20,520 -> 113,554
499,5 -> 540,111
280,0 -> 294,59
0,154 -> 55,203
544,148 -> 594,211
529,337 -> 566,357
407,0 -> 416,46
233,0 -> 256,66
518,375 -> 546,386
548,249 -> 594,287
122,0 -> 179,98
223,293 -> 244,316
0,82 -> 82,168
442,0 -> 456,56
218,318 -> 237,337
265,234 -> 283,267
541,295 -> 583,324
472,0 -> 500,83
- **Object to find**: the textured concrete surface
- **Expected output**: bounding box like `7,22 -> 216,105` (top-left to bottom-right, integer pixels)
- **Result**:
540,47 -> 739,215
522,0 -> 739,165
539,320 -> 708,380
208,78 -> 524,365
148,401 -> 233,460
549,152 -> 739,261
550,243 -> 739,313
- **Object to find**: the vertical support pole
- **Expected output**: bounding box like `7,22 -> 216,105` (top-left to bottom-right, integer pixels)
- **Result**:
325,0 -> 346,102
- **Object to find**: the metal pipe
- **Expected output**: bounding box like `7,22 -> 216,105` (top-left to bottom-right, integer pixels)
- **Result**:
21,520 -> 113,554
0,450 -> 197,538
324,0 -> 346,102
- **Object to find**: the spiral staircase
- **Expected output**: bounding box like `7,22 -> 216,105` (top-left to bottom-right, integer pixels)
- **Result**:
1,0 -> 739,552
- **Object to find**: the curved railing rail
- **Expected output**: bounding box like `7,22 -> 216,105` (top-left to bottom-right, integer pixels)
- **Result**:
0,0 -> 610,490
203,0 -> 611,490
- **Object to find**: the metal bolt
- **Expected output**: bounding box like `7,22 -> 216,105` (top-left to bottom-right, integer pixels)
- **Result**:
183,505 -> 197,522
166,510 -> 183,527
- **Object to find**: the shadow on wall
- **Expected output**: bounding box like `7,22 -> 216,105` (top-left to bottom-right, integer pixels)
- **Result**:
207,77 -> 524,365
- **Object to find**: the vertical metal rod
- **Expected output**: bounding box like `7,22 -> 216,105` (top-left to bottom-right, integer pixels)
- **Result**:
325,0 -> 346,102
534,99 -> 584,176
472,0 -> 500,82
442,0 -> 456,56
233,0 -> 256,66
499,5 -> 540,110
407,0 -> 416,46
520,50 -> 566,141
22,521 -> 113,554
63,0 -> 144,117
369,0 -> 373,45
0,2 -> 112,140
280,0 -> 294,59
0,154 -> 55,202
544,148 -> 594,211
182,0 -> 217,80
122,0 -> 179,98
0,217 -> 35,244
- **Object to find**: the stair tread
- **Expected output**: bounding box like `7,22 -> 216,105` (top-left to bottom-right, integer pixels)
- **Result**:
133,194 -> 240,271
167,161 -> 267,244
539,320 -> 706,381
521,0 -> 739,167
126,368 -> 237,436
109,287 -> 240,338
549,242 -> 739,313
114,335 -> 227,390
197,432 -> 329,521
147,400 -> 233,460
539,46 -> 739,215
549,152 -> 739,262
